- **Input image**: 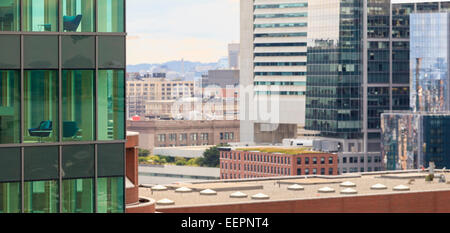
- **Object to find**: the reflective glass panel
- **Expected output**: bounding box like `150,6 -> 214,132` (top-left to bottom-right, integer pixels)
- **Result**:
62,70 -> 94,141
62,145 -> 95,178
97,0 -> 124,32
0,148 -> 20,182
62,36 -> 95,69
98,70 -> 125,140
97,177 -> 124,213
23,0 -> 58,32
24,180 -> 59,213
24,36 -> 58,69
24,146 -> 59,181
0,35 -> 20,68
24,70 -> 59,143
0,70 -> 20,144
98,36 -> 125,68
0,0 -> 20,31
0,182 -> 21,213
97,143 -> 124,177
62,178 -> 94,213
61,0 -> 94,32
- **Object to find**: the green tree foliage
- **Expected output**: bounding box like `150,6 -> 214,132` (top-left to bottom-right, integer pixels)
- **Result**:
199,146 -> 220,167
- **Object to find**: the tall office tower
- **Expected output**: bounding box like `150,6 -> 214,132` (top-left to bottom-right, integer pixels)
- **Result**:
382,10 -> 450,171
305,0 -> 413,156
240,0 -> 308,144
0,0 -> 126,213
228,43 -> 240,69
410,12 -> 450,112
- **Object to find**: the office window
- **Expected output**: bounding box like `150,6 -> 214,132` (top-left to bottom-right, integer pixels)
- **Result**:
61,0 -> 95,32
97,144 -> 124,177
321,168 -> 325,175
297,168 -> 301,175
23,0 -> 58,32
24,70 -> 59,143
97,70 -> 125,140
62,178 -> 94,213
343,157 -> 347,163
97,177 -> 124,213
62,70 -> 94,141
0,0 -> 20,31
297,157 -> 301,165
313,157 -> 317,164
321,157 -> 325,164
313,168 -> 317,175
329,168 -> 333,175
98,36 -> 125,68
0,182 -> 20,213
24,180 -> 59,213
0,35 -> 20,68
305,169 -> 309,175
329,157 -> 333,164
0,70 -> 20,144
24,36 -> 58,69
62,36 -> 95,68
305,157 -> 309,164
97,0 -> 124,32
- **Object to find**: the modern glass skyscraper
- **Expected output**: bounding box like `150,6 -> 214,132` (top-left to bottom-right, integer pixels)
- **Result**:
410,12 -> 450,112
0,0 -> 126,213
305,0 -> 363,140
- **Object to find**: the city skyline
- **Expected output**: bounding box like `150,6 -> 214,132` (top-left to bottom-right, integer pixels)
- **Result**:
126,0 -> 239,65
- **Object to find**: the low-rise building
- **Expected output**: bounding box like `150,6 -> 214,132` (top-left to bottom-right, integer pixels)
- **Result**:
219,147 -> 338,180
126,120 -> 240,152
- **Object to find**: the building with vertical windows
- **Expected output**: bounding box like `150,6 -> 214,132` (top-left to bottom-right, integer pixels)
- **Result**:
240,0 -> 308,144
381,10 -> 450,171
219,147 -> 338,180
0,0 -> 126,213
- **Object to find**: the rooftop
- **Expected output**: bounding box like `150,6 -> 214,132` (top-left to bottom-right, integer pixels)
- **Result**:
233,147 -> 324,155
139,170 -> 450,210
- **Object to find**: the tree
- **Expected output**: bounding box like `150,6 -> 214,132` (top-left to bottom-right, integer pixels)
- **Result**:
200,146 -> 221,167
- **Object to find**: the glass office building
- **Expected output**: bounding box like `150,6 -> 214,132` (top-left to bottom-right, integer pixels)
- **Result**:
410,12 -> 450,112
305,0 -> 363,139
381,112 -> 450,170
0,0 -> 125,213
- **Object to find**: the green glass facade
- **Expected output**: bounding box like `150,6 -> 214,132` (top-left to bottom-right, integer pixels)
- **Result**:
0,0 -> 126,213
305,0 -> 363,139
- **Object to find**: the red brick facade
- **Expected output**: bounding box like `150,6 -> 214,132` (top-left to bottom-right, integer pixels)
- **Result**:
220,150 -> 338,179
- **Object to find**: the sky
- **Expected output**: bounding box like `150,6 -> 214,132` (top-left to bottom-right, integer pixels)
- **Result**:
126,0 -> 240,65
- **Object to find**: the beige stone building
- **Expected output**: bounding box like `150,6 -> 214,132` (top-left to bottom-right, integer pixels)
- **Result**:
127,120 -> 240,152
126,78 -> 195,118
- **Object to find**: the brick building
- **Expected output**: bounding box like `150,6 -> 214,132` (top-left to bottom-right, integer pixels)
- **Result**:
220,147 -> 338,180
126,120 -> 240,152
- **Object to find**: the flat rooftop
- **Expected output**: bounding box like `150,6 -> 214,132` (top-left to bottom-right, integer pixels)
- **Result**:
233,147 -> 323,155
139,170 -> 450,209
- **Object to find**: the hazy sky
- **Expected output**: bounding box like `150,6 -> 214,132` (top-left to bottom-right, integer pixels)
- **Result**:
126,0 -> 240,65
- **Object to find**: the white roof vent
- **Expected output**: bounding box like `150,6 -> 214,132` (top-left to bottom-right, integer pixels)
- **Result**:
200,189 -> 217,195
251,193 -> 270,200
230,191 -> 248,198
340,188 -> 358,194
156,198 -> 175,205
393,185 -> 410,191
287,184 -> 304,191
318,187 -> 335,193
371,184 -> 387,190
175,187 -> 193,193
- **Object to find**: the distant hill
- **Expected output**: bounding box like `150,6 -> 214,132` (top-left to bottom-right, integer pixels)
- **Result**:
127,60 -> 221,73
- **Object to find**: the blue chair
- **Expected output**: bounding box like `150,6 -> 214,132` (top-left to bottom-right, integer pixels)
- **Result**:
28,121 -> 52,138
63,121 -> 80,139
63,15 -> 83,32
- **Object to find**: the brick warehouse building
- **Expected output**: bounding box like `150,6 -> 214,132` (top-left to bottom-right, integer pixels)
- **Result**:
219,147 -> 338,180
